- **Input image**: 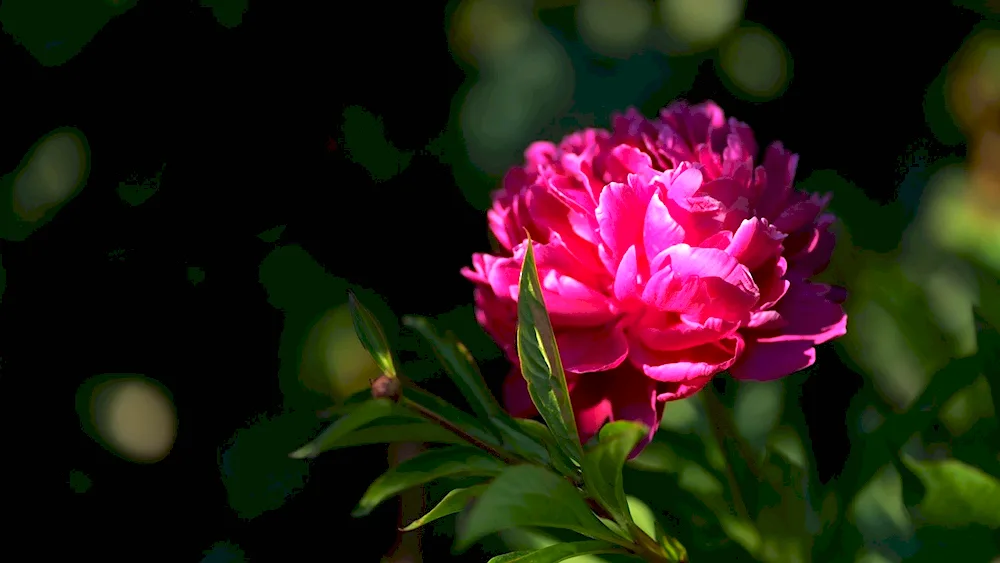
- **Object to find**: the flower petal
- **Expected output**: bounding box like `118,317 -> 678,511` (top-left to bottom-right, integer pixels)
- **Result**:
631,335 -> 743,383
727,217 -> 787,271
597,174 -> 658,264
642,245 -> 759,322
728,340 -> 816,381
643,190 -> 686,264
558,323 -> 629,374
502,367 -> 538,418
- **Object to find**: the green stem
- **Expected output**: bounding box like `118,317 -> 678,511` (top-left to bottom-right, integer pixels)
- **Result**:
702,386 -> 752,521
630,524 -> 678,563
400,396 -> 524,466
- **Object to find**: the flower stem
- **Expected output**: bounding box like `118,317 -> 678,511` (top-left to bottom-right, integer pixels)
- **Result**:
702,385 -> 752,521
400,396 -> 523,466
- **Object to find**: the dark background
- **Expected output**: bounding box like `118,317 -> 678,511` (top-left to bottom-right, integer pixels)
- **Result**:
0,0 -> 991,561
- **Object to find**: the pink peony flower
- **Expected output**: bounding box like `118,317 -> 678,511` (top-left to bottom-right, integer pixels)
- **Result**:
462,101 -> 847,448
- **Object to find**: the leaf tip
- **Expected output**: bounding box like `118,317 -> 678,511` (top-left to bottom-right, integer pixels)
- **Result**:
288,447 -> 312,460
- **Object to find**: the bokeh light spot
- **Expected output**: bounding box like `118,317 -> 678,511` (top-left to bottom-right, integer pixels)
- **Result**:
947,29 -> 1000,135
301,304 -> 380,401
450,0 -> 532,66
577,0 -> 653,58
658,0 -> 744,51
12,130 -> 89,222
78,374 -> 178,464
718,25 -> 790,100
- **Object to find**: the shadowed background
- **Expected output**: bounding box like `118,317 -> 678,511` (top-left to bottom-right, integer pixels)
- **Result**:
1,0 -> 998,561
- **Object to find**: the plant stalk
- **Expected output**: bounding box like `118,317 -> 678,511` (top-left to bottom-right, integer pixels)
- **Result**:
400,396 -> 523,466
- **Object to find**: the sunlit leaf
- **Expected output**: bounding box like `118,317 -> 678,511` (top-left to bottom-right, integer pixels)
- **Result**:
353,446 -> 506,517
582,421 -> 646,528
289,399 -> 395,459
487,541 -> 625,563
457,465 -> 620,550
348,290 -> 397,378
404,315 -> 505,420
516,238 -> 583,466
401,485 -> 488,531
898,454 -> 1000,529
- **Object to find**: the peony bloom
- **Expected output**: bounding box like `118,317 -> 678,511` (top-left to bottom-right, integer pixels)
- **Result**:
462,101 -> 847,448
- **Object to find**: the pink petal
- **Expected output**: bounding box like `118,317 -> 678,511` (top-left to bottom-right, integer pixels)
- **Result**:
502,367 -> 538,418
557,323 -> 629,374
565,372 -> 613,443
604,145 -> 655,182
613,245 -> 646,307
727,218 -> 787,271
728,340 -> 816,381
473,287 -> 518,361
772,192 -> 830,234
787,221 -> 837,278
606,366 -> 663,456
655,376 -> 714,402
633,311 -> 739,352
699,231 -> 733,250
631,335 -> 743,383
752,281 -> 848,345
596,174 -> 659,264
643,190 -> 686,264
642,245 -> 759,322
755,143 -> 799,220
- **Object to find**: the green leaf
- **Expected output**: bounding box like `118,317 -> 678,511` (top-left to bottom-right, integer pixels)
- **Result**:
494,417 -> 552,466
321,418 -> 466,449
404,315 -> 505,420
348,290 -> 397,378
486,541 -> 625,562
353,446 -> 506,517
516,238 -> 583,466
289,399 -> 395,459
899,454 -> 1000,528
401,485 -> 488,532
457,465 -> 619,550
582,421 -> 647,528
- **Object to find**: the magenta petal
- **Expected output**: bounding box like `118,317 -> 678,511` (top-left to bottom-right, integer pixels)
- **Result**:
614,245 -> 644,306
727,218 -> 786,271
655,377 -> 714,402
632,336 -> 743,383
502,368 -> 538,418
643,190 -> 685,264
635,313 -> 737,352
558,324 -> 629,373
642,245 -> 759,321
566,373 -> 613,444
763,281 -> 848,344
596,175 -> 658,264
729,340 -> 817,381
606,367 -> 662,456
